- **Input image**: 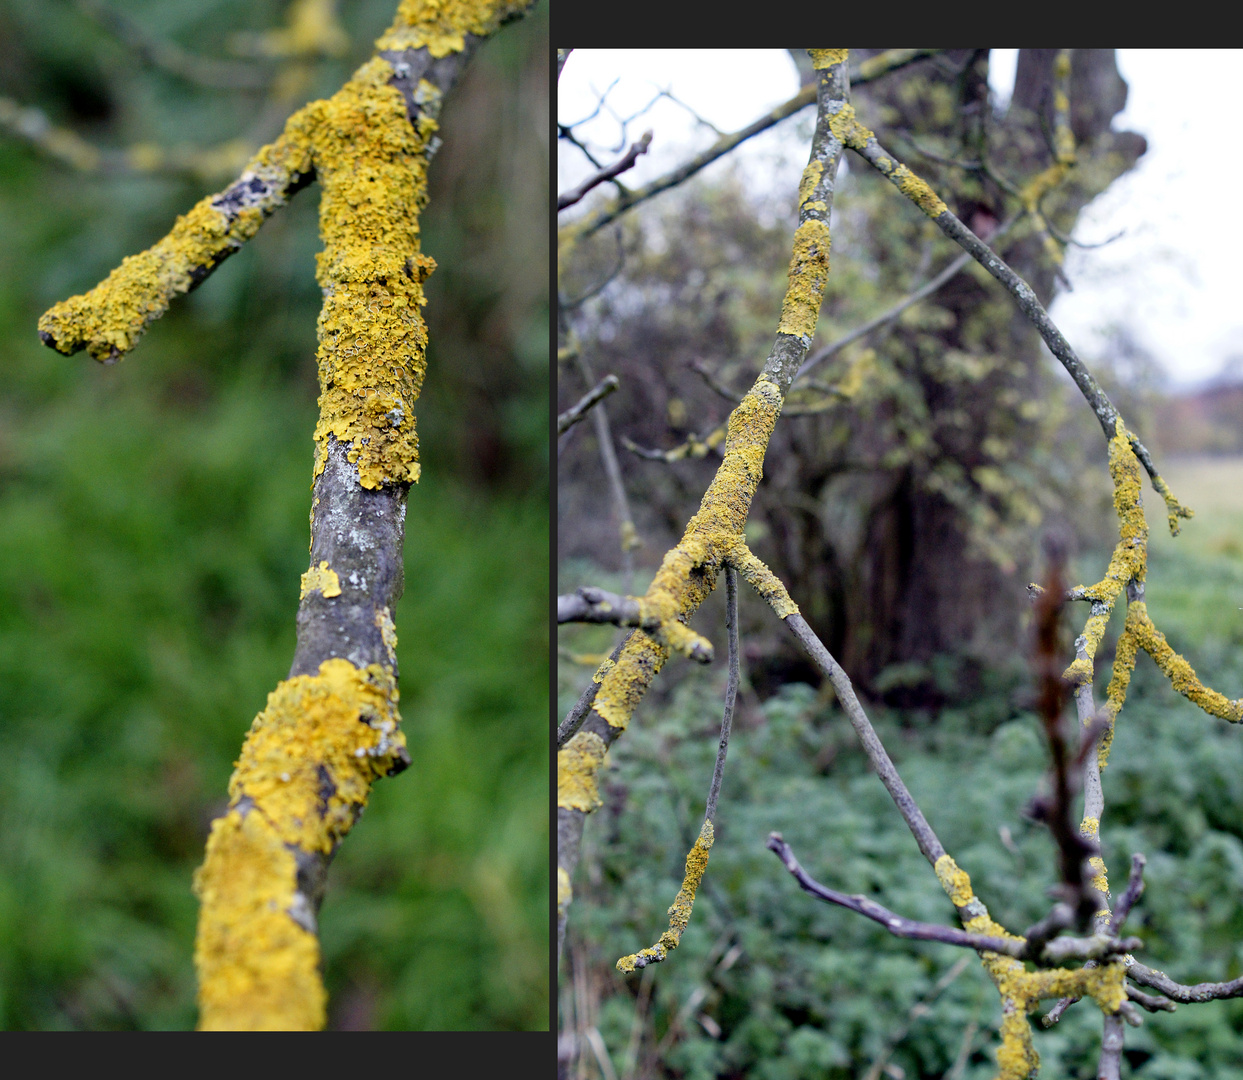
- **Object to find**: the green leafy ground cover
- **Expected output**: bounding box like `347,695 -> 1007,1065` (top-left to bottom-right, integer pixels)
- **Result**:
560,457 -> 1243,1077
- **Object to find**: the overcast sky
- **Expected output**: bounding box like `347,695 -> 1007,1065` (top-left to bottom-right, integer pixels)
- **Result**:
558,50 -> 1241,390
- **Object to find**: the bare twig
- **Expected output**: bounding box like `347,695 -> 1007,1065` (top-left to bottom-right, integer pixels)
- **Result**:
557,586 -> 644,627
705,567 -> 740,824
559,375 -> 620,435
1109,854 -> 1147,934
1126,983 -> 1176,1013
558,131 -> 652,211
767,832 -> 1016,953
1126,961 -> 1243,1004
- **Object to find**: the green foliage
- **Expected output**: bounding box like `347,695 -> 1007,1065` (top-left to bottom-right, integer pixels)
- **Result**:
0,0 -> 547,1030
563,511 -> 1243,1075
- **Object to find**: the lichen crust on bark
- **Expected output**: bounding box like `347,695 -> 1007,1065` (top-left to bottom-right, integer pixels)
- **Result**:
193,656 -> 408,1029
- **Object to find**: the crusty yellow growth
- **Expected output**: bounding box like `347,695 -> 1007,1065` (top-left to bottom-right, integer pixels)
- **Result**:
195,657 -> 404,1029
592,657 -> 616,684
890,164 -> 948,219
730,543 -> 799,618
375,0 -> 532,55
375,606 -> 399,661
934,853 -> 1128,1077
308,57 -> 439,489
1151,472 -> 1194,536
616,820 -> 714,973
557,866 -> 572,911
194,809 -> 325,1030
1063,420 -> 1148,687
1120,602 -> 1243,723
227,657 -> 405,853
299,560 -> 342,599
827,102 -> 875,151
808,49 -> 847,70
777,220 -> 832,340
934,854 -> 976,909
592,632 -> 668,730
39,196 -> 267,362
1081,816 -> 1100,837
557,730 -> 608,813
797,160 -> 824,209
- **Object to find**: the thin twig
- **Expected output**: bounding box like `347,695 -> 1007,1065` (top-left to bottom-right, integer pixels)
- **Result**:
559,374 -> 620,435
558,636 -> 629,750
1126,960 -> 1243,1003
767,833 -> 1018,953
558,131 -> 652,211
705,567 -> 740,824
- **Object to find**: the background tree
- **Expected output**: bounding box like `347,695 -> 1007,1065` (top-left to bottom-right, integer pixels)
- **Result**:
0,0 -> 547,1030
559,50 -> 1243,1078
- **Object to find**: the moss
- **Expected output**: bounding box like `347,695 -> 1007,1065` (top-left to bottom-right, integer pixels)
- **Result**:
299,560 -> 342,599
557,730 -> 608,813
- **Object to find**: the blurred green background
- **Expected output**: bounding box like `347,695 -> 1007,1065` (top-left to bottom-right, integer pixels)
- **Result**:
0,0 -> 548,1030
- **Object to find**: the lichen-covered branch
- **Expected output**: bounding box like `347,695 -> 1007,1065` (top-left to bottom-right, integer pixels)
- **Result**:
832,105 -> 1192,532
39,0 -> 535,1031
558,48 -> 852,965
615,566 -> 741,974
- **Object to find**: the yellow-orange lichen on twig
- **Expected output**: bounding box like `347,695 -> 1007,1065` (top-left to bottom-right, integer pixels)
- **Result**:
616,821 -> 714,973
933,855 -> 1126,1078
194,657 -> 407,1029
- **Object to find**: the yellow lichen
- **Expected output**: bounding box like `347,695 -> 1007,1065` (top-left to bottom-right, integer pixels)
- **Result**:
1125,602 -> 1243,723
557,730 -> 608,812
592,657 -> 616,684
617,820 -> 714,973
827,102 -> 875,150
891,164 -> 948,219
557,866 -> 572,911
1064,419 -> 1148,687
592,632 -> 668,730
934,854 -> 975,908
194,809 -> 325,1030
797,160 -> 824,208
299,560 -> 342,599
809,49 -> 848,70
730,543 -> 799,618
226,658 -> 405,854
308,55 -> 439,489
375,606 -> 398,661
776,219 -> 832,340
194,656 -> 404,1029
375,0 -> 533,56
1080,816 -> 1100,837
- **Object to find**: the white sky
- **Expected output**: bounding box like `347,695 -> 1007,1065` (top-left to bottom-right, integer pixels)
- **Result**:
558,49 -> 1243,390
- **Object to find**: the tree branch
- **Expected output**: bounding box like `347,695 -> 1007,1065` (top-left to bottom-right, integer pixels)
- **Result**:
558,131 -> 651,211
